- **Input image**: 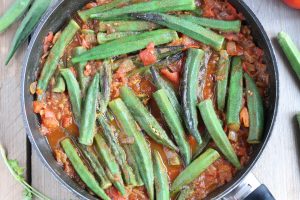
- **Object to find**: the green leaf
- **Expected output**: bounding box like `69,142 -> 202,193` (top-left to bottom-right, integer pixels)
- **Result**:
23,188 -> 33,200
0,143 -> 50,200
8,159 -> 25,178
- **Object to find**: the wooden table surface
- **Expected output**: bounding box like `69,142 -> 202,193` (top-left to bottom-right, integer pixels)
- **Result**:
0,0 -> 300,199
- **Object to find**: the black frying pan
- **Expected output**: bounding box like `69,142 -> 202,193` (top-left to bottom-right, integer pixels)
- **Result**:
21,0 -> 279,199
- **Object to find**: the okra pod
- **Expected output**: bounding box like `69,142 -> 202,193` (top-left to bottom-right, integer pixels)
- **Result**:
60,138 -> 110,200
226,57 -> 243,131
153,89 -> 191,165
131,45 -> 184,67
79,74 -> 99,146
181,48 -> 204,145
90,0 -> 196,20
150,67 -> 182,118
0,0 -> 31,32
176,186 -> 193,200
182,15 -> 241,33
52,74 -> 66,93
5,0 -> 52,65
120,86 -> 178,151
128,52 -> 183,77
82,29 -> 97,45
37,20 -> 80,96
109,99 -> 154,200
244,73 -> 264,143
60,68 -> 81,124
99,20 -> 160,32
153,150 -> 170,200
97,32 -> 140,44
78,0 -> 131,22
72,29 -> 178,63
77,143 -> 112,189
217,50 -> 231,111
198,99 -> 241,168
171,148 -> 220,195
133,13 -> 225,50
72,47 -> 90,95
192,130 -> 211,160
97,116 -> 137,186
123,145 -> 144,186
94,133 -> 126,195
277,32 -> 300,80
98,61 -> 112,114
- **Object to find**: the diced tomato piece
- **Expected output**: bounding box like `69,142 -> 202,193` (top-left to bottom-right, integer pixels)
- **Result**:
42,118 -> 59,129
160,69 -> 180,86
61,116 -> 72,128
33,101 -> 44,113
139,42 -> 157,66
105,187 -> 126,200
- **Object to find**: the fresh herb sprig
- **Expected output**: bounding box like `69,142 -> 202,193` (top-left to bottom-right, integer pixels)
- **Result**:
0,144 -> 50,200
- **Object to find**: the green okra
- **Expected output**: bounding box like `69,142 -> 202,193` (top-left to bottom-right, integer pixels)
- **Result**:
6,0 -> 52,65
180,48 -> 205,145
244,73 -> 264,143
60,138 -> 110,200
192,130 -> 211,160
123,145 -> 144,186
198,99 -> 241,169
130,45 -> 184,67
72,46 -> 90,95
176,186 -> 193,200
109,98 -> 154,200
94,133 -> 126,195
0,0 -> 32,33
60,68 -> 81,124
153,89 -> 191,165
98,60 -> 112,114
72,29 -> 178,63
52,74 -> 66,93
37,20 -> 80,97
79,74 -> 99,146
150,67 -> 182,118
97,116 -> 137,186
76,143 -> 112,189
128,52 -> 183,77
153,150 -> 170,200
120,86 -> 178,151
171,148 -> 220,195
277,31 -> 300,80
226,57 -> 243,132
90,0 -> 196,20
217,50 -> 231,111
133,13 -> 225,50
182,15 -> 241,32
97,32 -> 140,44
99,20 -> 160,32
78,0 -> 131,22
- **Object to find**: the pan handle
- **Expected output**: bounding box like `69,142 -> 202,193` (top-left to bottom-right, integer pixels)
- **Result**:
222,172 -> 275,200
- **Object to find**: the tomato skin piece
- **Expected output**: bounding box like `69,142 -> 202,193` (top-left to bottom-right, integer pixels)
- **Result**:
139,42 -> 157,66
283,0 -> 300,9
160,68 -> 180,86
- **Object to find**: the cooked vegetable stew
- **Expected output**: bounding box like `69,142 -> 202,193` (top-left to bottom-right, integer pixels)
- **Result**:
32,0 -> 269,199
